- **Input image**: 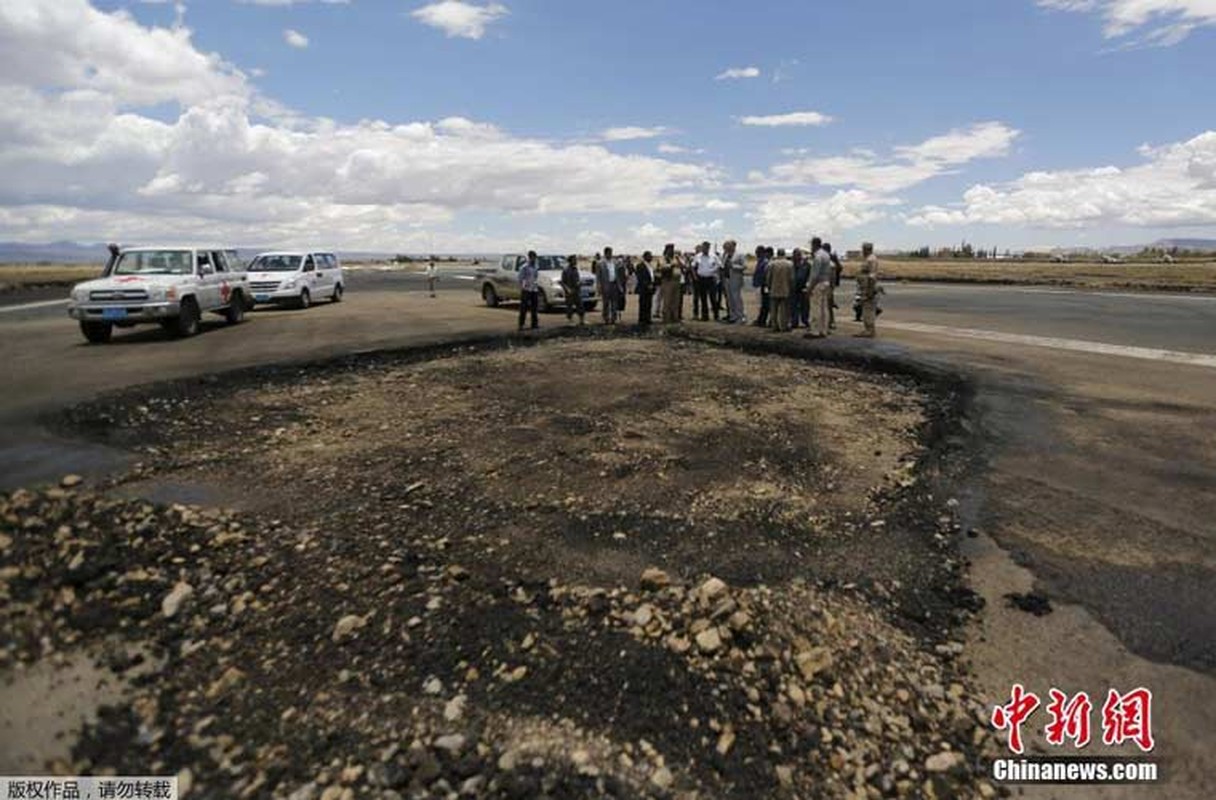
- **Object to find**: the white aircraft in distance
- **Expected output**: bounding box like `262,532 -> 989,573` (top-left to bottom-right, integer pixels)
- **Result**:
1101,254 -> 1123,264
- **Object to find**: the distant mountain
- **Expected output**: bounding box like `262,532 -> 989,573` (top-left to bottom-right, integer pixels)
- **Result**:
1151,238 -> 1216,252
0,241 -> 498,264
0,240 -> 107,263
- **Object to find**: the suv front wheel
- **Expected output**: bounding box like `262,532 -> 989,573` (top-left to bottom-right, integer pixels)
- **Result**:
80,321 -> 113,344
482,284 -> 499,307
169,298 -> 201,337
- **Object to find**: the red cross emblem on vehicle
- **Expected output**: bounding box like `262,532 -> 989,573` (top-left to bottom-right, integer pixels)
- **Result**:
220,280 -> 231,303
116,276 -> 143,283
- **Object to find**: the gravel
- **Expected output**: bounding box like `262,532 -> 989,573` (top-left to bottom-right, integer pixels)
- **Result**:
3,335 -> 1001,798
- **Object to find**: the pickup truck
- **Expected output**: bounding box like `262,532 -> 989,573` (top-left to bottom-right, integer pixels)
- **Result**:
67,245 -> 251,343
478,254 -> 598,311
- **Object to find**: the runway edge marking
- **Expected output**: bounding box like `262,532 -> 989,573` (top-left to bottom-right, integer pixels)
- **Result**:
883,321 -> 1216,369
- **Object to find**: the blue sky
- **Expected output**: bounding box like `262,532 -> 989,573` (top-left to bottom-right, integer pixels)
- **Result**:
1,0 -> 1214,253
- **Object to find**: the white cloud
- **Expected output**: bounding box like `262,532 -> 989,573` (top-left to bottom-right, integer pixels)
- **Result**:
657,143 -> 704,155
238,1 -> 350,5
601,126 -> 669,142
1037,0 -> 1216,44
750,191 -> 899,241
705,198 -> 738,211
761,122 -> 1021,192
0,0 -> 248,107
411,1 -> 507,40
894,121 -> 1020,166
283,28 -> 309,48
715,66 -> 760,80
739,111 -> 834,128
907,131 -> 1216,228
0,1 -> 718,251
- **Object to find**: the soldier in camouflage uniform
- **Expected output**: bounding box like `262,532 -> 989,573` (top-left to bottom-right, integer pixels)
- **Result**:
855,242 -> 880,338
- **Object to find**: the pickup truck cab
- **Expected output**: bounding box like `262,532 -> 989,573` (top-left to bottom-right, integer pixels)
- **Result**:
478,254 -> 598,311
247,251 -> 344,309
68,246 -> 250,343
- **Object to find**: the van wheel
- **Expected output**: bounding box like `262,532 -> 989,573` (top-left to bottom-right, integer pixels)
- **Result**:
80,321 -> 113,344
331,284 -> 343,303
225,292 -> 246,324
298,288 -> 312,309
172,298 -> 201,337
482,284 -> 499,307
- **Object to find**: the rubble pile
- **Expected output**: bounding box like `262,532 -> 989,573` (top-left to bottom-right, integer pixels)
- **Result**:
2,338 -> 1000,798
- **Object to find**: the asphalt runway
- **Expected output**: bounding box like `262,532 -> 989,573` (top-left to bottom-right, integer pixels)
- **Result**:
2,269 -> 1215,794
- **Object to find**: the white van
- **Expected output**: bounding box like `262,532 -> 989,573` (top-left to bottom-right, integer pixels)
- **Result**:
247,251 -> 345,308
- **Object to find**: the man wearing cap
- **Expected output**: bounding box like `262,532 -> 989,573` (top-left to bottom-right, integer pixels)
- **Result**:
855,242 -> 881,338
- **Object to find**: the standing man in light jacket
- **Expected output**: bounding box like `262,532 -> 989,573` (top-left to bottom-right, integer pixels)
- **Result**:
806,237 -> 833,338
721,239 -> 747,324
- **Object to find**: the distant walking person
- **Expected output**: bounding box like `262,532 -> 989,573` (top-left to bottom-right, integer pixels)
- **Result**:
425,258 -> 438,297
659,244 -> 683,324
518,250 -> 540,330
692,242 -> 721,321
806,237 -> 832,338
562,254 -> 585,325
856,242 -> 880,338
597,247 -> 620,324
766,248 -> 794,332
636,251 -> 655,327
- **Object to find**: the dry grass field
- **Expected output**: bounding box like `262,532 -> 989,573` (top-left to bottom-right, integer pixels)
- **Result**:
859,258 -> 1216,292
0,263 -> 102,291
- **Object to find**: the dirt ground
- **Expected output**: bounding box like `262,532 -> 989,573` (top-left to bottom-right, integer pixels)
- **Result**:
3,335 -> 997,798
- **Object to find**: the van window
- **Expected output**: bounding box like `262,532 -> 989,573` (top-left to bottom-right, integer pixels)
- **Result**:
303,255 -> 316,272
212,251 -> 228,272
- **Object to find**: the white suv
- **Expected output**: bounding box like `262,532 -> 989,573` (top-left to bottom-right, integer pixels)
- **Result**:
248,251 -> 344,308
68,245 -> 250,343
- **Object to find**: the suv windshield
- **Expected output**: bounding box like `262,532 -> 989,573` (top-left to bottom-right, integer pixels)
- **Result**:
516,255 -> 566,271
112,250 -> 193,276
251,254 -> 304,272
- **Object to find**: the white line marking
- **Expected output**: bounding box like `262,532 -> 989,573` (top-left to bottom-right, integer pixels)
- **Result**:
882,321 -> 1216,369
891,284 -> 1216,302
0,298 -> 69,313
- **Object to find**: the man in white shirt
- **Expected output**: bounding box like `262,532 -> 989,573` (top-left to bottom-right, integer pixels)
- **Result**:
691,241 -> 721,321
424,259 -> 438,297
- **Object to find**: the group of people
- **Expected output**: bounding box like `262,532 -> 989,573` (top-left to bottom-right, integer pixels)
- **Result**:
517,238 -> 882,338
